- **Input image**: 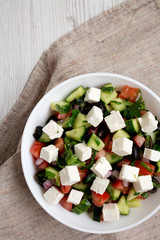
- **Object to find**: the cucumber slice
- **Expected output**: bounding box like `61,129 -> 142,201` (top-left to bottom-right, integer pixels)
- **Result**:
50,101 -> 71,114
107,183 -> 121,201
72,199 -> 91,215
66,86 -> 86,103
117,195 -> 130,215
65,126 -> 86,142
45,166 -> 60,186
110,98 -> 127,111
73,113 -> 91,129
93,206 -> 102,222
105,105 -> 113,112
57,116 -> 71,128
127,186 -> 140,201
100,83 -> 117,105
125,118 -> 140,134
87,133 -> 105,151
127,199 -> 141,208
113,129 -> 130,139
156,160 -> 160,173
84,171 -> 96,183
72,182 -> 90,192
38,132 -> 51,142
106,152 -> 123,165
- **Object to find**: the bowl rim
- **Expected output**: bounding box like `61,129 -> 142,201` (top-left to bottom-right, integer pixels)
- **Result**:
21,72 -> 160,234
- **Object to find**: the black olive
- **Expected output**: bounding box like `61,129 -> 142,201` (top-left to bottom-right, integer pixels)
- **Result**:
149,177 -> 159,193
33,126 -> 43,140
145,135 -> 153,149
148,188 -> 157,193
157,122 -> 160,131
127,144 -> 141,161
94,102 -> 106,115
97,121 -> 110,139
80,103 -> 93,114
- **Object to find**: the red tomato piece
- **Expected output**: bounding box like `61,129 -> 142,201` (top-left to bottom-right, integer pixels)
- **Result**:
116,158 -> 131,168
135,195 -> 146,200
38,160 -> 49,169
60,185 -> 71,194
54,111 -> 72,120
60,195 -> 73,211
95,149 -> 107,160
78,169 -> 88,182
133,135 -> 145,148
112,180 -> 124,191
54,138 -> 65,154
91,191 -> 110,207
135,160 -> 155,176
102,134 -> 112,150
119,85 -> 139,102
140,110 -> 147,116
30,141 -> 45,159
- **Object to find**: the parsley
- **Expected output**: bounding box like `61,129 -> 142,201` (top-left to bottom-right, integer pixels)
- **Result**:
101,86 -> 115,93
130,161 -> 135,166
134,192 -> 140,196
153,181 -> 160,188
86,150 -> 97,169
153,143 -> 160,152
139,161 -> 153,173
55,103 -> 71,114
141,192 -> 149,198
65,109 -> 80,128
94,137 -> 100,146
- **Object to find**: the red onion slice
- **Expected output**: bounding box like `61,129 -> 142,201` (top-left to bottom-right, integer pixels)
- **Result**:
122,180 -> 129,188
35,158 -> 44,166
112,170 -> 119,179
105,170 -> 112,178
141,158 -> 150,163
43,180 -> 53,189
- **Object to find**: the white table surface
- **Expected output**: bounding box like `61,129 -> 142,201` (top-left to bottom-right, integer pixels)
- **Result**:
0,0 -> 125,122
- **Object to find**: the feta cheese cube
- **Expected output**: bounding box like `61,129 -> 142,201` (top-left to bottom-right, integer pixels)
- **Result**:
84,87 -> 101,103
112,137 -> 133,156
42,120 -> 64,139
74,142 -> 92,162
43,186 -> 64,204
40,145 -> 58,163
133,175 -> 153,193
91,156 -> 112,178
59,166 -> 80,186
67,189 -> 84,205
119,164 -> 139,182
102,203 -> 120,221
104,111 -> 126,133
143,148 -> 160,162
87,106 -> 103,127
90,177 -> 110,195
138,111 -> 158,134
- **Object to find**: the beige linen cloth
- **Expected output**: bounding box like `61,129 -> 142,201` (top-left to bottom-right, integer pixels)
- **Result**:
0,0 -> 160,239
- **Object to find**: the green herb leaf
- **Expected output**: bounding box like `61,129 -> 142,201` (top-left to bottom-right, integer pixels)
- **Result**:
153,143 -> 160,152
94,137 -> 100,146
55,103 -> 71,114
134,192 -> 140,196
153,181 -> 160,188
139,161 -> 153,173
86,150 -> 97,169
101,86 -> 115,93
65,109 -> 80,128
141,192 -> 150,198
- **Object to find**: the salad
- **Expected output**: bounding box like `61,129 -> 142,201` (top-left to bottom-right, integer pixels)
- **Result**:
30,83 -> 160,222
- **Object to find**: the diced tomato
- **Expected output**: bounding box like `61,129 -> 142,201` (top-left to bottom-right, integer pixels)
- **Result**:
38,160 -> 49,169
91,191 -> 110,207
54,111 -> 72,120
116,158 -> 131,168
106,140 -> 112,153
112,180 -> 124,191
30,141 -> 45,159
102,134 -> 112,150
60,185 -> 71,194
60,195 -> 72,211
133,135 -> 145,148
78,169 -> 88,182
140,110 -> 147,116
54,138 -> 65,154
135,160 -> 155,176
119,85 -> 139,102
135,195 -> 146,200
95,149 -> 107,160
88,126 -> 98,135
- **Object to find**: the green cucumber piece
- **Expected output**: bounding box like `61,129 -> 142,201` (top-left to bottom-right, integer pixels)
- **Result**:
117,196 -> 130,215
105,105 -> 113,112
57,116 -> 71,128
50,101 -> 71,114
84,171 -> 96,183
72,199 -> 91,214
125,118 -> 140,134
127,199 -> 141,208
107,183 -> 121,201
106,152 -> 123,165
156,160 -> 160,173
127,186 -> 140,201
87,134 -> 105,151
45,167 -> 60,186
113,129 -> 130,139
38,132 -> 51,142
66,86 -> 86,103
73,113 -> 91,129
93,206 -> 102,222
72,182 -> 90,192
65,126 -> 86,142
100,83 -> 117,105
110,98 -> 128,111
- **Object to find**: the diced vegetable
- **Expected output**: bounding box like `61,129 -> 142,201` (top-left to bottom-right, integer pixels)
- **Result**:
60,195 -> 73,211
60,185 -> 71,194
119,85 -> 139,102
73,112 -> 91,129
106,152 -> 123,165
66,86 -> 86,102
87,134 -> 105,151
117,196 -> 130,215
66,126 -> 86,142
113,129 -> 130,139
100,83 -> 117,105
133,135 -> 145,147
127,199 -> 141,208
135,160 -> 155,176
30,141 -> 46,159
93,206 -> 102,222
72,199 -> 91,214
91,191 -> 110,207
125,119 -> 140,135
45,166 -> 60,186
51,101 -> 71,113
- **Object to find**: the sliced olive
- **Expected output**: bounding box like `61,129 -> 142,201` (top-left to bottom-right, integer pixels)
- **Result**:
128,144 -> 141,161
33,126 -> 43,140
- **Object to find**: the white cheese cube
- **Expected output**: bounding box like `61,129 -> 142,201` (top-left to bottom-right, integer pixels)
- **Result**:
43,186 -> 64,205
119,164 -> 139,182
40,145 -> 58,163
74,142 -> 92,162
143,148 -> 160,162
102,203 -> 120,221
59,166 -> 80,186
138,111 -> 158,134
104,111 -> 126,133
91,156 -> 112,178
133,175 -> 153,193
87,106 -> 103,127
67,189 -> 84,205
90,177 -> 110,195
112,137 -> 133,156
84,87 -> 101,103
42,120 -> 64,139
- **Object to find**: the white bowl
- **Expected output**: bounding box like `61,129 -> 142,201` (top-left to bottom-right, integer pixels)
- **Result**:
21,73 -> 160,234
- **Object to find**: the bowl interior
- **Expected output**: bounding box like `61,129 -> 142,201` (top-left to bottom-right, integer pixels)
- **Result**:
21,73 -> 160,234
